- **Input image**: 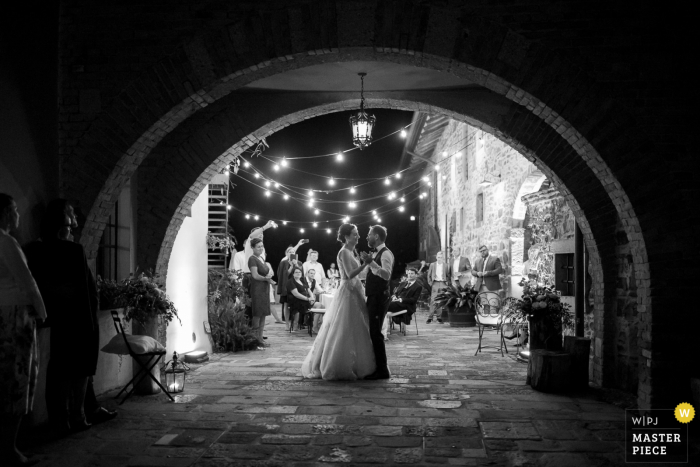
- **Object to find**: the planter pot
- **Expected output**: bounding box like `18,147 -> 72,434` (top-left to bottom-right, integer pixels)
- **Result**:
132,316 -> 162,395
447,305 -> 476,327
528,315 -> 563,351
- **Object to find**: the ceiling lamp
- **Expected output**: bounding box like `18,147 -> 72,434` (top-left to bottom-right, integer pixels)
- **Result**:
349,73 -> 376,150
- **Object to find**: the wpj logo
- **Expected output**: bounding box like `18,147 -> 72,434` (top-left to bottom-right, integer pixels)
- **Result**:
625,405 -> 692,463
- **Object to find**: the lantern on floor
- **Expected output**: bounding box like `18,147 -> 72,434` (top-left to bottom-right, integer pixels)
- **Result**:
164,351 -> 189,393
349,72 -> 376,150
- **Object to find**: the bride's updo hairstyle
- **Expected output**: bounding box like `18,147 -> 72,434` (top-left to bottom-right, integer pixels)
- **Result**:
337,223 -> 356,243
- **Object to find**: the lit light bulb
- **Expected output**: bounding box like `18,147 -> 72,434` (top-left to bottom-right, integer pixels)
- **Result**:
224,170 -> 229,176
264,180 -> 271,187
349,202 -> 356,209
283,194 -> 289,200
265,190 -> 271,197
245,214 -> 250,219
389,192 -> 396,199
421,192 -> 426,197
254,215 -> 259,220
455,151 -> 462,158
308,201 -> 314,207
395,173 -> 401,179
422,176 -> 429,182
377,218 -> 382,223
428,181 -> 432,186
314,209 -> 319,215
273,164 -> 280,171
274,182 -> 279,188
400,197 -> 405,203
329,177 -> 335,186
308,190 -> 314,196
372,210 -> 376,215
227,204 -> 232,210
410,216 -> 415,221
399,206 -> 405,212
283,221 -> 287,225
343,216 -> 350,223
435,164 -> 440,172
350,187 -> 356,194
313,222 -> 318,227
400,129 -> 407,138
300,228 -> 305,233
384,178 -> 390,185
244,161 -> 250,168
336,152 -> 344,162
326,228 -> 331,234
254,173 -> 260,178
442,151 -> 448,157
442,175 -> 447,180
281,158 -> 288,167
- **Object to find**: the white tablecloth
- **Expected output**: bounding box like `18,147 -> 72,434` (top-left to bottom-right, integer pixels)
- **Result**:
320,293 -> 335,309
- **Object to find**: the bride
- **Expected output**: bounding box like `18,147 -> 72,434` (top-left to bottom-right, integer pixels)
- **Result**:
301,224 -> 376,380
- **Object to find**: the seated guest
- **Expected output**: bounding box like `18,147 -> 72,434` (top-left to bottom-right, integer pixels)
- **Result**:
286,267 -> 314,331
382,267 -> 422,338
305,268 -> 327,333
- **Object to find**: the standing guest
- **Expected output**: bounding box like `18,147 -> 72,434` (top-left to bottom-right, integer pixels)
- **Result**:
244,220 -> 277,271
382,267 -> 422,339
276,240 -> 307,323
230,238 -> 248,273
472,244 -> 504,293
286,267 -> 315,331
303,249 -> 325,279
426,251 -> 451,324
247,238 -> 275,344
450,247 -> 472,288
326,262 -> 340,285
24,199 -> 101,434
261,246 -> 283,325
0,193 -> 47,466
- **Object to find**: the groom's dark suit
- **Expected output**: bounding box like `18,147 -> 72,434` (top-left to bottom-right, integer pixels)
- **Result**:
365,245 -> 393,376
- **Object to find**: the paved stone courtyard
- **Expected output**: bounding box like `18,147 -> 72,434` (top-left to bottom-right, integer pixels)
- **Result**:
26,307 -> 689,466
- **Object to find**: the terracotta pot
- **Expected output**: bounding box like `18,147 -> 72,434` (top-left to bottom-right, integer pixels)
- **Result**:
447,305 -> 476,327
132,316 -> 162,395
527,315 -> 563,351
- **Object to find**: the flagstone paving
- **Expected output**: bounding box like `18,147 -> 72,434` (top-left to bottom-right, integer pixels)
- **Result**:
25,307 -> 693,466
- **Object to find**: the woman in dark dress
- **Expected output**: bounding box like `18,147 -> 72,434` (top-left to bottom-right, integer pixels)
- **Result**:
24,199 -> 99,433
286,267 -> 315,331
247,238 -> 274,343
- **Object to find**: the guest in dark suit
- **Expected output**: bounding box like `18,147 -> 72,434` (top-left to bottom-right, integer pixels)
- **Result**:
382,267 -> 423,338
472,244 -> 504,292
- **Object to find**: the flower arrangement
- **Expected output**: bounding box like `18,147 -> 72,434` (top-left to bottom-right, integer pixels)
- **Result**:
433,283 -> 478,312
510,277 -> 573,329
97,271 -> 180,327
206,233 -> 233,251
207,269 -> 260,351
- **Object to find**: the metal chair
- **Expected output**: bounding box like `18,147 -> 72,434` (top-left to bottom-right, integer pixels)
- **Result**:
110,310 -> 173,405
387,310 -> 419,336
501,297 -> 529,362
474,291 -> 506,356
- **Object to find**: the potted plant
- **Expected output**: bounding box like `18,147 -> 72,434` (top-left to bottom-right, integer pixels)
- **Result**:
433,283 -> 478,327
207,269 -> 261,351
509,278 -> 573,351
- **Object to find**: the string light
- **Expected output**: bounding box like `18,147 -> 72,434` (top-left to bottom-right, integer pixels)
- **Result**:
372,210 -> 376,215
410,216 -> 415,221
273,164 -> 280,171
395,173 -> 401,179
308,190 -> 314,196
422,176 -> 429,182
281,158 -> 288,167
283,221 -> 287,225
274,182 -> 279,188
336,152 -> 343,162
227,204 -> 232,210
224,169 -> 229,176
329,177 -> 335,186
434,164 -> 440,172
343,216 -> 350,223
264,180 -> 271,187
400,197 -> 405,203
314,209 -> 320,215
326,228 -> 331,233
399,206 -> 405,212
265,190 -> 271,197
254,173 -> 260,178
300,228 -> 305,233
376,218 -> 382,223
254,215 -> 259,220
308,201 -> 314,207
384,178 -> 390,185
442,151 -> 448,157
400,129 -> 407,138
244,161 -> 250,168
349,202 -> 356,208
313,222 -> 318,227
455,151 -> 462,158
283,194 -> 289,200
245,214 -> 250,219
350,187 -> 356,194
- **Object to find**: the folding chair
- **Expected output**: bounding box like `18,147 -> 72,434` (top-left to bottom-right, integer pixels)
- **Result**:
474,291 -> 506,356
500,297 -> 529,361
110,310 -> 173,405
387,310 -> 419,336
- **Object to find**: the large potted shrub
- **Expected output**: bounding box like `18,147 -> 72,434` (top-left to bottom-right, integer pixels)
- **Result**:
97,271 -> 180,393
433,283 -> 477,327
207,269 -> 261,351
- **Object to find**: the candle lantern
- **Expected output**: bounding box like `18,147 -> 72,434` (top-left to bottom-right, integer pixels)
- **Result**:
164,351 -> 189,393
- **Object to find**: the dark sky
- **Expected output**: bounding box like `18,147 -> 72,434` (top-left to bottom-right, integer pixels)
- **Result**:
228,108 -> 419,278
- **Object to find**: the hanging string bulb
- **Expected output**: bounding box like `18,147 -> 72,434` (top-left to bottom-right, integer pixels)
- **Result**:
264,180 -> 271,187
281,158 -> 288,167
245,214 -> 250,219
283,194 -> 289,200
395,173 -> 401,179
329,177 -> 335,186
348,202 -> 356,209
244,161 -> 250,168
400,129 -> 407,138
336,152 -> 344,162
313,222 -> 318,227
384,178 -> 390,185
314,209 -> 320,215
254,173 -> 260,178
273,164 -> 280,171
350,187 -> 356,194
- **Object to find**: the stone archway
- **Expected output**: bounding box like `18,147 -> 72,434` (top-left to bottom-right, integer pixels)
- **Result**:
58,7 -> 663,407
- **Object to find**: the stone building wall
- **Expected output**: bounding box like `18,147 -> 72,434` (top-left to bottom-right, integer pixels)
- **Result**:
418,120 -> 538,292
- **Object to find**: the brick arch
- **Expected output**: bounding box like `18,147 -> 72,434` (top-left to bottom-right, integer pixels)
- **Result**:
511,169 -> 547,226
64,15 -> 655,405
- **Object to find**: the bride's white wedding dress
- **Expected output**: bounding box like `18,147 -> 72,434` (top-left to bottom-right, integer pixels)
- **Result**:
301,247 -> 376,380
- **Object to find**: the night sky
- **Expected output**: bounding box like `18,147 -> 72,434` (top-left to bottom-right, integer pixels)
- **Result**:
228,108 -> 420,278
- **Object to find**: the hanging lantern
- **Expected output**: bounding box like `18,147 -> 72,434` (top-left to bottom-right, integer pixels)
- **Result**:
164,351 -> 189,393
349,73 -> 376,150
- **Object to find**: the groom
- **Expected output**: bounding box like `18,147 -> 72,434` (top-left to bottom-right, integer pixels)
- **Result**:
361,225 -> 394,380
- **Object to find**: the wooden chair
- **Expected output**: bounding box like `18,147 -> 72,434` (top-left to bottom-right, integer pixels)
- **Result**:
387,310 -> 419,336
110,310 -> 173,405
474,291 -> 506,356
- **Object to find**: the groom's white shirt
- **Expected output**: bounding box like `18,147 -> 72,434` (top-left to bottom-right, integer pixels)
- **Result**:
368,242 -> 394,281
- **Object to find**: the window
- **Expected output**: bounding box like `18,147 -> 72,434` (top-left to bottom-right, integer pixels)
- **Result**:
476,193 -> 484,223
555,253 -> 575,296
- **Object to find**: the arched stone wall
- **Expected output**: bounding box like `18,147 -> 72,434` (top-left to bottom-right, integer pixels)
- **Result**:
57,1 -> 696,410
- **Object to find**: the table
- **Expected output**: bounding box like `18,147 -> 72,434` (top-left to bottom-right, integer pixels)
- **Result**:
320,293 -> 335,309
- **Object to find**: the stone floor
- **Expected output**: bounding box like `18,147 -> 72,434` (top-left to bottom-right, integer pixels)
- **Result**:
25,306 -> 697,466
